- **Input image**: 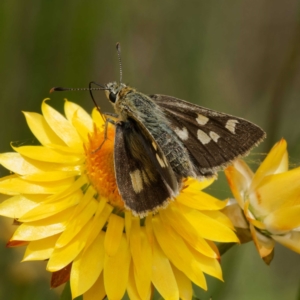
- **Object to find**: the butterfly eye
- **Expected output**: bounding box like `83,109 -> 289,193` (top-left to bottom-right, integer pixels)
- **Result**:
109,92 -> 117,103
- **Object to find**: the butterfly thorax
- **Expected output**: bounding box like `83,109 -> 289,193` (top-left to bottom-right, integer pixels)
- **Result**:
104,82 -> 196,179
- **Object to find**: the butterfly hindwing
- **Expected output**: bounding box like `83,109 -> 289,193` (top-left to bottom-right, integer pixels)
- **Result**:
150,94 -> 266,175
114,119 -> 178,216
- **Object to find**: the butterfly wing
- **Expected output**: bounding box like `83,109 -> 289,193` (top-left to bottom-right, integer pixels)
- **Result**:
114,119 -> 179,216
149,94 -> 266,175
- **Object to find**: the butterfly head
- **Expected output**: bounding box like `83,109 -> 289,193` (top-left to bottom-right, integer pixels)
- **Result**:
104,82 -> 127,104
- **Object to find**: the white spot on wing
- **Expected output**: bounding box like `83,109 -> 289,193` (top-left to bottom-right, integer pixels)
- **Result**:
174,127 -> 189,141
209,131 -> 220,143
130,169 -> 143,193
197,129 -> 211,144
152,141 -> 157,150
196,114 -> 209,125
156,153 -> 166,167
226,119 -> 239,134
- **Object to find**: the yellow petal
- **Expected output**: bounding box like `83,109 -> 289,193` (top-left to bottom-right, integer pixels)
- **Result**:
11,207 -> 74,241
12,145 -> 82,163
21,171 -> 79,182
55,186 -> 96,246
186,242 -> 223,280
201,210 -> 235,231
151,235 -> 179,300
104,234 -> 131,300
64,100 -> 92,130
253,167 -> 300,214
272,231 -> 300,253
177,190 -> 227,211
222,201 -> 249,229
55,198 -> 98,248
153,216 -> 207,290
185,177 -> 215,191
45,175 -> 87,202
23,234 -> 60,261
0,152 -> 42,175
251,139 -> 288,190
91,107 -> 105,128
160,206 -> 215,257
130,221 -> 152,299
47,219 -> 93,271
84,200 -> 113,250
104,214 -> 124,257
64,100 -> 93,142
171,265 -> 193,300
83,272 -> 106,300
225,160 -> 253,207
0,194 -> 46,218
0,175 -> 74,195
19,190 -> 82,222
71,232 -> 105,298
249,224 -> 275,258
42,100 -> 82,149
264,205 -> 300,233
23,111 -> 65,146
0,152 -> 82,175
128,262 -> 150,300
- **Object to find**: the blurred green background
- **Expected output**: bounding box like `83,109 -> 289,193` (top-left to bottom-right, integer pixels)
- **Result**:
1,0 -> 300,299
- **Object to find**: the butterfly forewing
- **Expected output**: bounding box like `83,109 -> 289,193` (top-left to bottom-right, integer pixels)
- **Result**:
150,94 -> 266,174
114,119 -> 179,216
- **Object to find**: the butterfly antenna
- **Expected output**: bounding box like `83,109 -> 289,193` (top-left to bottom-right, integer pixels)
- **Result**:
50,83 -> 107,118
49,84 -> 106,94
116,42 -> 123,84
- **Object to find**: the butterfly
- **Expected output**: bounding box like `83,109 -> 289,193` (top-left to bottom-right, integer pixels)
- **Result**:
52,43 -> 266,217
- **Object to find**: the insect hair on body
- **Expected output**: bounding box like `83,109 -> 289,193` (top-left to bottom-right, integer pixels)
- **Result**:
51,43 -> 266,217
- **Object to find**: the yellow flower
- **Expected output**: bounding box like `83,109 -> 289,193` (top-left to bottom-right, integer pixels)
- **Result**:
0,99 -> 238,299
224,139 -> 300,264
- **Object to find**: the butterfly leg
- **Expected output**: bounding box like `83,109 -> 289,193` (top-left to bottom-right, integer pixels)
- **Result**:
92,113 -> 118,153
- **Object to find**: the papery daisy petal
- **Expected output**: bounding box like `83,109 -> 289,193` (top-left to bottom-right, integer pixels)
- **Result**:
104,213 -> 125,256
12,145 -> 82,163
272,231 -> 300,253
0,152 -> 45,175
152,215 -> 207,290
250,224 -> 275,259
42,100 -> 83,149
130,219 -> 152,299
177,190 -> 227,211
91,107 -> 105,127
225,160 -> 253,207
64,100 -> 94,141
12,207 -> 74,241
159,205 -> 217,258
0,175 -> 74,195
264,205 -> 300,233
23,234 -> 60,261
0,194 -> 46,218
151,236 -> 179,300
23,111 -> 65,146
104,234 -> 131,300
83,272 -> 106,300
254,167 -> 300,214
47,219 -> 94,271
251,139 -> 287,190
71,231 -> 105,298
171,265 -> 193,300
127,262 -> 150,300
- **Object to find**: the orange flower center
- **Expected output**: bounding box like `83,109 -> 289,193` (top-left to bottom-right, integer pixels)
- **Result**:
84,125 -> 124,209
